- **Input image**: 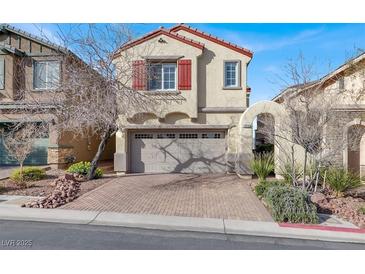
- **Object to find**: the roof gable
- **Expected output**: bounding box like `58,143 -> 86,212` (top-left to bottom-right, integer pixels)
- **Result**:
170,24 -> 253,58
273,52 -> 365,102
114,28 -> 204,58
0,24 -> 68,54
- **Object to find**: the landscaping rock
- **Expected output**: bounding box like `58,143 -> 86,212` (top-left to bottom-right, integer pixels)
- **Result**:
346,185 -> 365,199
310,192 -> 327,204
313,194 -> 365,228
22,174 -> 81,209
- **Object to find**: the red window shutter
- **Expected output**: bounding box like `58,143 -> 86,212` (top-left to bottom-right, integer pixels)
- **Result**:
132,60 -> 146,90
178,59 -> 192,90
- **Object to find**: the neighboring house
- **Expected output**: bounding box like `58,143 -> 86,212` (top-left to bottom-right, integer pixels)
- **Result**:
112,24 -> 253,173
272,52 -> 365,177
0,24 -> 114,167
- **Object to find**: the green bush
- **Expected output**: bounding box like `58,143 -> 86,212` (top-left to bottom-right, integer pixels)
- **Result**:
264,185 -> 319,224
326,168 -> 361,197
67,161 -> 103,178
255,180 -> 288,198
10,167 -> 46,183
250,152 -> 274,183
281,163 -> 303,185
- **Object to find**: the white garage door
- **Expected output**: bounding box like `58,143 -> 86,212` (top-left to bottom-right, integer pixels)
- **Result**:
130,131 -> 227,173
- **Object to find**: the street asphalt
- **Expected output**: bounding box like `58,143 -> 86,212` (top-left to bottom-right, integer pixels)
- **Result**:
0,220 -> 364,250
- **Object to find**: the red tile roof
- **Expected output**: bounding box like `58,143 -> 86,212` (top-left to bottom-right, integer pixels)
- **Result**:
113,27 -> 204,58
170,24 -> 253,58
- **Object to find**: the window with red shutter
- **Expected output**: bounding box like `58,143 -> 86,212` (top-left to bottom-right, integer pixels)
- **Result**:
178,59 -> 191,90
132,60 -> 146,90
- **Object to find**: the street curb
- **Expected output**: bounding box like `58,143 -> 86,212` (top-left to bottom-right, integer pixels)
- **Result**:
0,206 -> 99,224
92,212 -> 225,233
0,207 -> 364,244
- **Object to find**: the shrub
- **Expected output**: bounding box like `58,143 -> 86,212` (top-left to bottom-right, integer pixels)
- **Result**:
250,152 -> 274,183
67,161 -> 103,179
326,168 -> 361,197
358,207 -> 365,215
280,163 -> 303,185
10,167 -> 46,184
255,180 -> 288,198
264,185 -> 319,224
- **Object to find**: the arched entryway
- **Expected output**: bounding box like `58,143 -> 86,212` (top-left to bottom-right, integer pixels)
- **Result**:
343,119 -> 365,177
361,134 -> 365,178
237,101 -> 295,178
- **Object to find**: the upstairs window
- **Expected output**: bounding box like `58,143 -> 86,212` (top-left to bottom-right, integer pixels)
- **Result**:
148,63 -> 176,91
224,61 -> 240,88
0,58 -> 4,90
33,60 -> 60,90
338,77 -> 345,90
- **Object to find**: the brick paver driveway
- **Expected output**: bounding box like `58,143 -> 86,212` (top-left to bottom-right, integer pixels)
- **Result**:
62,174 -> 272,221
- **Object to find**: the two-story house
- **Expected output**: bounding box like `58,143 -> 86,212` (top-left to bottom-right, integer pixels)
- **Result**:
112,24 -> 253,173
0,24 -> 114,167
272,52 -> 365,178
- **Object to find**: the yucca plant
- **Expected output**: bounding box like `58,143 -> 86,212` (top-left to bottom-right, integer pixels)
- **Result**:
250,152 -> 274,183
326,168 -> 361,197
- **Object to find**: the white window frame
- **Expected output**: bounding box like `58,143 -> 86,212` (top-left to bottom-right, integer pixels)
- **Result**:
224,61 -> 241,88
33,60 -> 60,90
148,63 -> 177,91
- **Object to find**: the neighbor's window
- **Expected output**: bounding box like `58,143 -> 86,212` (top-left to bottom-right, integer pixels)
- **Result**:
338,77 -> 345,90
224,61 -> 239,88
148,63 -> 176,91
33,60 -> 60,90
0,58 -> 4,90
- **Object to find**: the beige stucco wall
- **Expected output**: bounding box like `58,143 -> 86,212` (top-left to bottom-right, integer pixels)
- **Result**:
59,132 -> 115,162
175,29 -> 251,109
113,31 -> 252,172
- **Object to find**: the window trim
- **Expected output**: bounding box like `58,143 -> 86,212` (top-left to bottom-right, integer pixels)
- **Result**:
0,57 -> 5,90
148,62 -> 177,91
32,60 -> 61,91
223,60 -> 241,89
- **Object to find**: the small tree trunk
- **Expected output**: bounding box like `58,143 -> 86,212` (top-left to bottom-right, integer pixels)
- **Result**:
20,162 -> 24,182
87,130 -> 113,180
291,145 -> 296,186
302,150 -> 308,190
314,169 -> 320,193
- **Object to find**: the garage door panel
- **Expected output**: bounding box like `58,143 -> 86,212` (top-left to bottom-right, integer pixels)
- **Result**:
130,131 -> 226,173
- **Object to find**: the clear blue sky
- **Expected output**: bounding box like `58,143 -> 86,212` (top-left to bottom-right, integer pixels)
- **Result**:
13,23 -> 365,103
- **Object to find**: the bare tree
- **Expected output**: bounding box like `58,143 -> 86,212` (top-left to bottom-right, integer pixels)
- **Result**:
1,24 -> 180,180
1,122 -> 48,181
261,52 -> 365,191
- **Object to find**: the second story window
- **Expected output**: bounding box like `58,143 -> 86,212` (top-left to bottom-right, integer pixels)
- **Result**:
148,63 -> 176,91
224,61 -> 240,88
338,76 -> 345,90
0,58 -> 4,90
33,60 -> 60,90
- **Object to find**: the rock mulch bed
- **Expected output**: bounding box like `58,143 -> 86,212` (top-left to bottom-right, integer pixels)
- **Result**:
0,169 -> 114,198
22,174 -> 81,208
311,192 -> 365,228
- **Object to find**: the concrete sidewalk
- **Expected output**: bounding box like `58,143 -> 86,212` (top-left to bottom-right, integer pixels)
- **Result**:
0,205 -> 364,244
